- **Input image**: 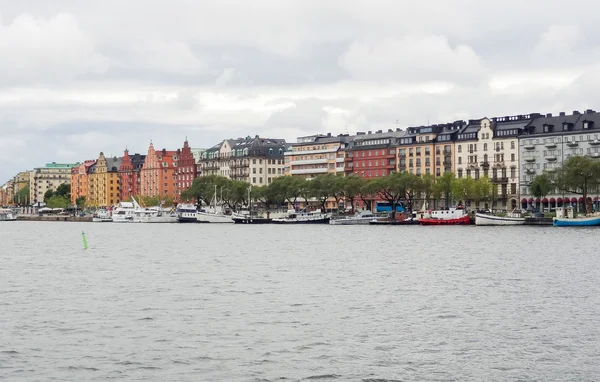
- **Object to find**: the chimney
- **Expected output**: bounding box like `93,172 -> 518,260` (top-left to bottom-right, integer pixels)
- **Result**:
376,130 -> 382,133
388,129 -> 393,132
546,113 -> 552,117
587,109 -> 595,114
368,131 -> 372,134
573,110 -> 580,115
396,128 -> 401,131
559,112 -> 566,116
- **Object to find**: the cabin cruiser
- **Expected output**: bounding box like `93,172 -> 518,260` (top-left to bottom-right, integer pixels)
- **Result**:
92,208 -> 113,222
0,208 -> 17,221
272,209 -> 331,224
176,203 -> 198,223
111,201 -> 135,223
329,210 -> 387,225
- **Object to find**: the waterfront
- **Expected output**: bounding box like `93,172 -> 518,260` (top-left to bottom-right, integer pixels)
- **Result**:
2,223 -> 600,381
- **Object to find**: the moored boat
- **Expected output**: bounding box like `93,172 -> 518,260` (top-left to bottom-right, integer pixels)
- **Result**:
419,207 -> 471,225
197,185 -> 234,223
329,210 -> 387,225
475,209 -> 525,226
271,209 -> 330,224
112,201 -> 135,223
92,209 -> 113,222
176,203 -> 198,223
553,206 -> 600,227
0,208 -> 17,221
231,211 -> 272,224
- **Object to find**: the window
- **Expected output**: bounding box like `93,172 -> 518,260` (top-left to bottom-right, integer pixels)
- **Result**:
483,143 -> 487,151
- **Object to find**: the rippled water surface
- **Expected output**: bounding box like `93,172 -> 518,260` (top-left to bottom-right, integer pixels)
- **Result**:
2,222 -> 600,381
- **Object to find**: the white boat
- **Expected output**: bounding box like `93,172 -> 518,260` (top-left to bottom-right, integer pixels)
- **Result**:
329,210 -> 386,225
112,201 -> 136,223
475,209 -> 526,226
176,203 -> 198,223
131,205 -> 178,223
92,209 -> 113,222
197,185 -> 234,223
553,206 -> 600,227
0,208 -> 17,221
272,209 -> 331,224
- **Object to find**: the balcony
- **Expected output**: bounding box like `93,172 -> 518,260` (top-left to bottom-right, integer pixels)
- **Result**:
291,158 -> 328,165
443,161 -> 452,165
592,153 -> 600,159
230,161 -> 249,168
525,168 -> 536,174
492,177 -> 509,183
566,141 -> 579,148
545,142 -> 557,149
545,156 -> 557,161
480,161 -> 490,168
524,145 -> 535,150
289,167 -> 329,175
590,140 -> 600,146
524,157 -> 536,163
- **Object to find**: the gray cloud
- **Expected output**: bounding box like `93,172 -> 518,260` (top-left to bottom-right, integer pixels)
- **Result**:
2,0 -> 600,181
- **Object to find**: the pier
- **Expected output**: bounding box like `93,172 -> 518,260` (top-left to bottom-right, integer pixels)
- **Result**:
17,215 -> 93,222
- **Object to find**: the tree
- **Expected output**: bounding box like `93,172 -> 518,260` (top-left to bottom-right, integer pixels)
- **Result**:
451,177 -> 477,207
372,172 -> 413,219
181,175 -> 230,206
76,196 -> 86,209
359,179 -> 377,211
529,173 -> 552,212
44,189 -> 54,201
340,175 -> 366,213
434,172 -> 455,208
14,185 -> 30,205
472,177 -> 494,209
46,195 -> 70,209
309,174 -> 338,212
420,174 -> 436,209
555,156 -> 600,214
55,183 -> 71,198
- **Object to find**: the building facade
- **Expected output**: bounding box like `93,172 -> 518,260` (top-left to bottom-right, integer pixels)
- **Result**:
30,162 -> 80,205
119,149 -> 146,202
519,109 -> 600,211
285,133 -> 352,178
176,139 -> 197,198
87,153 -> 122,207
199,136 -> 287,186
345,129 -> 404,178
70,160 -> 96,206
397,122 -> 462,177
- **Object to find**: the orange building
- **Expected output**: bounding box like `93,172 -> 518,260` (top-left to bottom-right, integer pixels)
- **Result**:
119,149 -> 146,202
140,143 -> 178,201
176,139 -> 197,200
70,160 -> 96,206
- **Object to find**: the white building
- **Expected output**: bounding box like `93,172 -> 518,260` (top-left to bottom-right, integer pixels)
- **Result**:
30,162 -> 80,205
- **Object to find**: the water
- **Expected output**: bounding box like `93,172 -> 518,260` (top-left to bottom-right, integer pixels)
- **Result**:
1,222 -> 600,381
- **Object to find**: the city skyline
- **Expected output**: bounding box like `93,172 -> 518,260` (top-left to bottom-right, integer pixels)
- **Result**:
2,0 -> 600,181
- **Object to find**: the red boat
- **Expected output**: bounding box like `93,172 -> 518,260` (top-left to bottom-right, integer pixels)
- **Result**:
418,207 -> 472,225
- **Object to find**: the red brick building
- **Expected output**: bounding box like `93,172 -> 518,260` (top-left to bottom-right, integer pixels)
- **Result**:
119,149 -> 146,201
345,130 -> 404,178
140,142 -> 178,201
176,138 -> 197,200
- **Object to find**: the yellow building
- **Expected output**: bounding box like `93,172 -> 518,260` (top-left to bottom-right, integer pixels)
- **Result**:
87,152 -> 122,207
397,122 -> 462,176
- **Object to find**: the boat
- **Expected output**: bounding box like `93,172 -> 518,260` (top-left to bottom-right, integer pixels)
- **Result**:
418,207 -> 471,225
369,218 -> 419,225
131,206 -> 178,223
553,206 -> 600,227
92,208 -> 113,222
0,208 -> 17,221
231,210 -> 272,224
329,210 -> 387,225
271,209 -> 331,224
475,208 -> 525,226
176,203 -> 198,223
111,201 -> 136,223
197,185 -> 234,223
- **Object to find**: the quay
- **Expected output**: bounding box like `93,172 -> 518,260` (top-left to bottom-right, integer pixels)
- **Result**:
17,215 -> 93,222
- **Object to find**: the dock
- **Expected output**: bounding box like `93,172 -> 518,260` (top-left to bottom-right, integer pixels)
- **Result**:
17,215 -> 93,222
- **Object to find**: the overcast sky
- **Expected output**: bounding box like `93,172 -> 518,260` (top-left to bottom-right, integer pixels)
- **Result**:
1,0 -> 599,182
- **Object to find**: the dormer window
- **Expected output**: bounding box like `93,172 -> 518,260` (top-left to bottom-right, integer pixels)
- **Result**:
543,124 -> 553,133
583,121 -> 593,129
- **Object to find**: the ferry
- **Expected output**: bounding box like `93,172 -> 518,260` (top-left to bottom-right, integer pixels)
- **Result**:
271,209 -> 331,224
176,203 -> 198,223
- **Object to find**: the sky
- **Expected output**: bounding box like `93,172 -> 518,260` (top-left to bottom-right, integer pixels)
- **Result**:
2,0 -> 600,182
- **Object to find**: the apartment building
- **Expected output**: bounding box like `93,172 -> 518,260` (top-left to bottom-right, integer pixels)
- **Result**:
30,162 -> 80,205
285,133 -> 352,178
345,129 -> 404,178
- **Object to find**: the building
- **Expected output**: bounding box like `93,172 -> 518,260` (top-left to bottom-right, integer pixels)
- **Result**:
519,109 -> 600,211
12,171 -> 31,204
0,184 -> 9,206
176,139 -> 197,198
70,160 -> 96,206
119,149 -> 146,202
87,153 -> 122,207
199,135 -> 287,186
285,133 -> 352,178
30,162 -> 80,205
397,122 -> 462,177
140,143 -> 178,200
190,148 -> 206,177
345,129 -> 404,178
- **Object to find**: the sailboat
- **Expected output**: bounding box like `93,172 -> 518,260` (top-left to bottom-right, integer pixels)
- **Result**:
231,186 -> 272,224
196,185 -> 234,223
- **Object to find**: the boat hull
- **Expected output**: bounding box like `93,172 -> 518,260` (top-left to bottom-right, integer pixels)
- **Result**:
197,212 -> 234,223
92,218 -> 113,222
232,218 -> 272,224
419,215 -> 471,225
369,220 -> 419,225
177,217 -> 198,223
553,216 -> 600,227
271,217 -> 330,224
475,213 -> 525,226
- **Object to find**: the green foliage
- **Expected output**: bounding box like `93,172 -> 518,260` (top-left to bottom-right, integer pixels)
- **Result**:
554,155 -> 600,213
45,195 -> 70,209
530,173 -> 552,200
76,196 -> 86,209
55,183 -> 71,198
13,185 -> 30,205
44,189 -> 55,201
137,195 -> 174,207
339,175 -> 366,212
434,172 -> 455,207
451,176 -> 476,206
